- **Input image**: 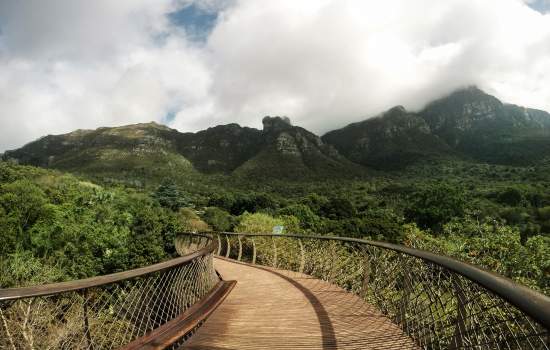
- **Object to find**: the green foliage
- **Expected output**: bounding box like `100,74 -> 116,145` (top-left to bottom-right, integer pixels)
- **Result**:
202,207 -> 235,232
497,187 -> 524,206
127,203 -> 167,268
2,152 -> 549,296
0,251 -> 67,288
177,208 -> 211,232
407,217 -> 550,293
321,197 -> 357,219
153,181 -> 189,211
278,204 -> 320,231
235,212 -> 284,234
0,163 -> 183,286
404,184 -> 466,231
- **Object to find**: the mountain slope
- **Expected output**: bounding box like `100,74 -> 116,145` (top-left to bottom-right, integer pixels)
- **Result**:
323,87 -> 550,168
420,87 -> 550,165
3,117 -> 358,180
234,116 -> 357,178
5,86 -> 550,178
322,106 -> 452,169
3,122 -> 195,180
177,124 -> 263,173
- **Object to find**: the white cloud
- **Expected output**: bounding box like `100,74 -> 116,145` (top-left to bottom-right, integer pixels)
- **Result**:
191,0 -> 550,133
1,0 -> 550,151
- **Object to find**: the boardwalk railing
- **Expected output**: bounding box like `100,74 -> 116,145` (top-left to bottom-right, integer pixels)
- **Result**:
214,232 -> 550,350
0,234 -> 234,350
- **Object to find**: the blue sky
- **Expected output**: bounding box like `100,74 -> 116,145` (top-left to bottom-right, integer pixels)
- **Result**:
527,0 -> 550,13
168,3 -> 218,41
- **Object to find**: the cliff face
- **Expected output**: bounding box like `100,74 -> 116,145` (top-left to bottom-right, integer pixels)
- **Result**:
233,116 -> 356,178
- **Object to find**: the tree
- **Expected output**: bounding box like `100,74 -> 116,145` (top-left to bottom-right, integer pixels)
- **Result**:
178,208 -> 211,232
127,205 -> 166,268
321,197 -> 357,219
404,184 -> 466,232
0,180 -> 49,249
497,187 -> 524,206
153,181 -> 189,211
235,213 -> 284,234
278,204 -> 320,231
202,207 -> 235,232
207,193 -> 235,211
299,193 -> 329,215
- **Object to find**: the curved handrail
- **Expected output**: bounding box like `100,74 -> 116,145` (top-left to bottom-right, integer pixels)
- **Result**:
212,231 -> 549,348
214,232 -> 550,329
0,233 -> 221,350
0,240 -> 216,301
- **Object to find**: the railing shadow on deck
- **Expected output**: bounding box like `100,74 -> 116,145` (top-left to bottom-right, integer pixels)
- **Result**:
212,232 -> 550,350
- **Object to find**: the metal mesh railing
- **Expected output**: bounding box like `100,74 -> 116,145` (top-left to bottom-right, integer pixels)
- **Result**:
0,234 -> 218,350
215,233 -> 550,350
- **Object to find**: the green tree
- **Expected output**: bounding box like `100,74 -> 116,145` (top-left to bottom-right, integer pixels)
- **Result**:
0,180 -> 49,249
203,207 -> 235,232
404,184 -> 466,232
321,197 -> 356,219
153,181 -> 189,211
127,205 -> 166,268
235,212 -> 284,234
278,204 -> 320,231
497,187 -> 524,206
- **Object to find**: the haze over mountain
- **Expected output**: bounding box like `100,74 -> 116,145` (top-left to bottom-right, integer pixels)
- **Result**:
4,87 -> 550,177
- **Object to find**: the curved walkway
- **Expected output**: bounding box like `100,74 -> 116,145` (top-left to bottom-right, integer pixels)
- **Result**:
183,258 -> 417,350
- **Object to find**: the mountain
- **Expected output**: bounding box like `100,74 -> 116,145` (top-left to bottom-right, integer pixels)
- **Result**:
177,124 -> 263,173
323,87 -> 550,168
4,86 -> 550,178
2,122 -> 195,181
3,117 -> 355,180
421,87 -> 550,165
234,116 -> 356,178
322,106 -> 452,169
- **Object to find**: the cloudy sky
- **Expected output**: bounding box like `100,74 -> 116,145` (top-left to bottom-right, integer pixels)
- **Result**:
0,0 -> 549,151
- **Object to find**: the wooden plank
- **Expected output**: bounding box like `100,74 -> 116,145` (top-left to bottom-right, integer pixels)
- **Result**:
121,280 -> 236,350
183,258 -> 418,350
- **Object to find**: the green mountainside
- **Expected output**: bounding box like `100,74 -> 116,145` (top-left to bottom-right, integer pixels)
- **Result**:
322,106 -> 453,169
4,87 -> 550,177
324,87 -> 550,169
3,116 -> 356,180
2,122 -> 194,183
234,116 -> 358,179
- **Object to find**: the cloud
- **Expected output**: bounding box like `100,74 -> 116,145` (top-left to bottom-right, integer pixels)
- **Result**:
1,0 -> 550,151
191,0 -> 550,133
0,0 -> 211,151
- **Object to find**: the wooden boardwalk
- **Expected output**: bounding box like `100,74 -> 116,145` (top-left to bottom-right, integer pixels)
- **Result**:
183,258 -> 417,350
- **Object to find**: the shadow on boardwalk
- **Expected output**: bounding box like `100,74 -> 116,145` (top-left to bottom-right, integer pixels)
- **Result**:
183,258 -> 417,350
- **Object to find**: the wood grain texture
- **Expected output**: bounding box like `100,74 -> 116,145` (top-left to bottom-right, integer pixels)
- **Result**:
183,258 -> 418,350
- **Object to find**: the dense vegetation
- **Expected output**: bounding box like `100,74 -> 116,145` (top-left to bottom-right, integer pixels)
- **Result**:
1,158 -> 548,295
2,88 -> 550,296
0,162 -> 203,287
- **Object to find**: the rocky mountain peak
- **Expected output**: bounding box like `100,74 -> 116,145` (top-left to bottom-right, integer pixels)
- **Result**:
262,116 -> 293,133
386,105 -> 407,116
